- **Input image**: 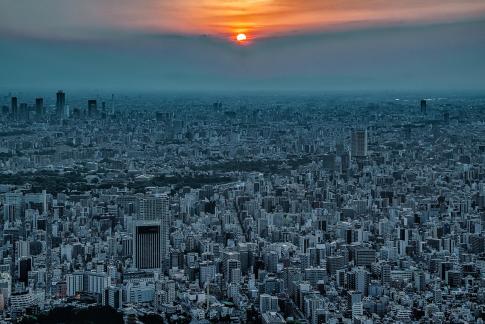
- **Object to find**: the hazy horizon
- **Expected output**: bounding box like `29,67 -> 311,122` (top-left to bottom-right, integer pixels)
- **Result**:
1,1 -> 485,92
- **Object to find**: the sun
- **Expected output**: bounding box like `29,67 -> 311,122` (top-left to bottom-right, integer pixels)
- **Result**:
236,33 -> 247,42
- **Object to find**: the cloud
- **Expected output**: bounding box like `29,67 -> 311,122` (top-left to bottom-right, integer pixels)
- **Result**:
1,19 -> 484,92
1,0 -> 485,39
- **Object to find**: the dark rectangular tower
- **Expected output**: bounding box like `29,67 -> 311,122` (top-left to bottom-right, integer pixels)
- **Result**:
35,97 -> 44,116
420,99 -> 427,114
88,99 -> 97,117
11,97 -> 18,117
56,90 -> 66,117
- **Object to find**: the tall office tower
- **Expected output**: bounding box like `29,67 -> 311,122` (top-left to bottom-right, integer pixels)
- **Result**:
56,90 -> 66,117
351,129 -> 368,158
35,98 -> 44,117
18,257 -> 32,285
88,99 -> 97,117
10,97 -> 18,117
139,194 -> 170,263
133,222 -> 162,270
420,99 -> 427,114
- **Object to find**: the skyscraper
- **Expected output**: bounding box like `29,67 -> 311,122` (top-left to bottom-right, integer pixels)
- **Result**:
420,99 -> 427,114
139,194 -> 170,264
351,129 -> 368,158
56,90 -> 66,116
18,257 -> 32,285
35,98 -> 44,117
88,100 -> 97,117
11,97 -> 17,118
56,91 -> 66,117
133,222 -> 162,270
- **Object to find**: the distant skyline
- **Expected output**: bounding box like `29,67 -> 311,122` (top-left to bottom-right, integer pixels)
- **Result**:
1,1 -> 485,92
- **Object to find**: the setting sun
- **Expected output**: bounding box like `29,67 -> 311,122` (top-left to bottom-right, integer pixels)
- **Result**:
236,33 -> 247,42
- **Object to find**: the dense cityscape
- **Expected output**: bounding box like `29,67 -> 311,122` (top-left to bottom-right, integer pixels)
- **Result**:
0,91 -> 484,323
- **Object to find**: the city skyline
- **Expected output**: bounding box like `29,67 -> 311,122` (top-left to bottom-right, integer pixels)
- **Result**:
1,1 -> 485,92
1,1 -> 485,323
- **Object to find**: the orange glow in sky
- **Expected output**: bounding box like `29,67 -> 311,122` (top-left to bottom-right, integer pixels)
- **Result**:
92,0 -> 485,42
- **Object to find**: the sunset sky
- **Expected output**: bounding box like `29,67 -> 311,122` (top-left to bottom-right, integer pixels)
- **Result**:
1,0 -> 485,91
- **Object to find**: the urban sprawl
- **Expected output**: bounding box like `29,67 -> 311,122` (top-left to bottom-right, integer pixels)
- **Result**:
0,92 -> 485,323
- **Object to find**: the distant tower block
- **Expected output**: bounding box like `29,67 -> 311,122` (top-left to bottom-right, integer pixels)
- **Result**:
88,99 -> 97,117
420,99 -> 427,114
56,90 -> 66,117
35,98 -> 44,116
351,129 -> 368,158
11,97 -> 18,116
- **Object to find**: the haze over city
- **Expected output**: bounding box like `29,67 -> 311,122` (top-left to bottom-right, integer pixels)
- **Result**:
1,0 -> 485,91
1,1 -> 485,324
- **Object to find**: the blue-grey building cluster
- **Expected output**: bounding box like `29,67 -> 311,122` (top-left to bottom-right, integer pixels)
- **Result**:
0,92 -> 485,323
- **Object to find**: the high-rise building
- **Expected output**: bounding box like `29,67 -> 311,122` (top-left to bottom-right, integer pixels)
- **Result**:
139,194 -> 170,266
420,99 -> 427,114
35,98 -> 44,117
56,91 -> 66,117
133,222 -> 162,270
11,97 -> 18,117
88,99 -> 97,117
351,129 -> 368,158
18,257 -> 32,285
